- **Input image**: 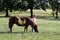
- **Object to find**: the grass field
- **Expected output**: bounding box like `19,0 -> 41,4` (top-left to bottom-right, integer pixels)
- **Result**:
0,9 -> 60,40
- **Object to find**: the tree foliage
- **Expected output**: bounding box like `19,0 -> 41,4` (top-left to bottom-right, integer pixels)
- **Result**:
1,0 -> 59,18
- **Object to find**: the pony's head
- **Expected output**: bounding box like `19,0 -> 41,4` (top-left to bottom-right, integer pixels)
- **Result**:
33,25 -> 39,33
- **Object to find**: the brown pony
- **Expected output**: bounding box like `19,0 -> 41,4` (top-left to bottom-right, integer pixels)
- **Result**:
9,16 -> 39,33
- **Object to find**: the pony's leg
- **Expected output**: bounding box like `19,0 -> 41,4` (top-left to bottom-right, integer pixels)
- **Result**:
33,25 -> 39,33
9,23 -> 14,32
24,25 -> 28,32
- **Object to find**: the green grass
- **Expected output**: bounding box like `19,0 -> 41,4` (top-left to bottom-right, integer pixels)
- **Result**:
0,17 -> 60,40
0,9 -> 60,40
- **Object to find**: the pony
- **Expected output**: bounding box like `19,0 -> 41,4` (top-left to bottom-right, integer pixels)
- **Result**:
9,16 -> 39,33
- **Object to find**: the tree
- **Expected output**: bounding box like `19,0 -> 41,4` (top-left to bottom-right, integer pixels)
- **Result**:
35,0 -> 48,11
0,0 -> 29,17
0,0 -> 3,11
49,0 -> 59,18
0,0 -> 12,17
27,0 -> 35,18
2,0 -> 16,17
0,0 -> 51,18
27,0 -> 49,17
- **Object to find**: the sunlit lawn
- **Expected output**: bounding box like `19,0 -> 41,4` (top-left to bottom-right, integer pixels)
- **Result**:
0,9 -> 60,40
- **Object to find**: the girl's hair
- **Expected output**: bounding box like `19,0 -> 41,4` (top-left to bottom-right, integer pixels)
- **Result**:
33,15 -> 36,17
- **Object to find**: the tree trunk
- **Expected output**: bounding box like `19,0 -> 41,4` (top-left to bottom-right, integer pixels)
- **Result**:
30,8 -> 33,18
55,8 -> 59,19
5,8 -> 9,17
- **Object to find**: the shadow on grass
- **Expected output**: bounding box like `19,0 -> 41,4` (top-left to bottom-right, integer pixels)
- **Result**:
0,31 -> 38,34
36,16 -> 47,19
36,16 -> 60,21
0,16 -> 10,18
0,31 -> 24,34
0,16 -> 60,21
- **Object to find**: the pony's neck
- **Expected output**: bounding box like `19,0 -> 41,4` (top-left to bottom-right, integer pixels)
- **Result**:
26,17 -> 34,26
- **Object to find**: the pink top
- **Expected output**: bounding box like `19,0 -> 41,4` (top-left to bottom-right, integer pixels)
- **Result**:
31,17 -> 36,24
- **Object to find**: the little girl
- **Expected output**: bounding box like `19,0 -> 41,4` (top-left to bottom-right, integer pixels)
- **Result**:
31,15 -> 37,32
